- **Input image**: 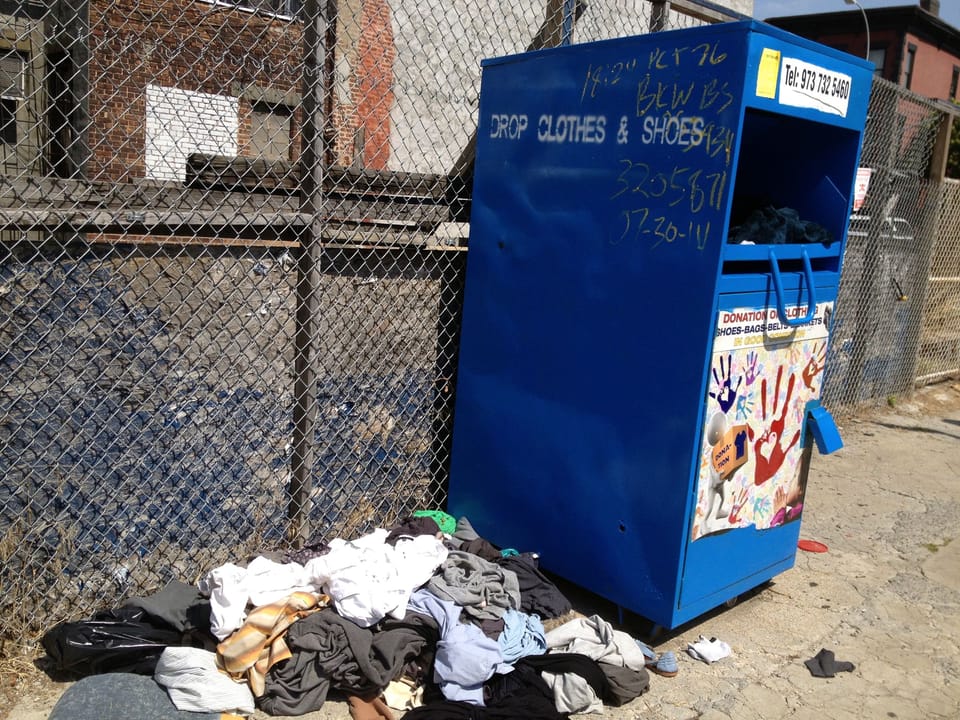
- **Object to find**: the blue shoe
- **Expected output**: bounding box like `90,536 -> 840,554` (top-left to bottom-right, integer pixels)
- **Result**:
651,650 -> 678,677
635,640 -> 678,677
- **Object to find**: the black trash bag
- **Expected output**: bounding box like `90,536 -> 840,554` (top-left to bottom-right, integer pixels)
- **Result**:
41,605 -> 188,676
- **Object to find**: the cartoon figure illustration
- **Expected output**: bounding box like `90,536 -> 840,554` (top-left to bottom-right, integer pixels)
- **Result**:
709,354 -> 742,413
749,365 -> 801,486
703,412 -> 730,520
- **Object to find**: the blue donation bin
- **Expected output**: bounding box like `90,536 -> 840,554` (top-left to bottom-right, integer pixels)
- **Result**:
447,20 -> 873,629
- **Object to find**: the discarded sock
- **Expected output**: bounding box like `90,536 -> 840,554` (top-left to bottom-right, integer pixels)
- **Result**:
804,648 -> 855,678
686,635 -> 731,664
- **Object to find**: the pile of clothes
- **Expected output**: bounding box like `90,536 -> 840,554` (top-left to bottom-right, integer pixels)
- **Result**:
43,512 -> 663,719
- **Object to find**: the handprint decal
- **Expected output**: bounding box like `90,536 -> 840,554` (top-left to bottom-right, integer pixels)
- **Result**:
787,343 -> 803,366
801,341 -> 827,392
752,491 -> 772,518
748,365 -> 801,486
728,487 -> 749,525
693,302 -> 839,541
709,354 -> 742,414
744,350 -> 763,386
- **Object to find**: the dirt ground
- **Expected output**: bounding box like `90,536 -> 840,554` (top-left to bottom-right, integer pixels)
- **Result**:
3,379 -> 959,720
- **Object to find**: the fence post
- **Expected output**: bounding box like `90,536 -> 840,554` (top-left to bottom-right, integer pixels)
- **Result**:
289,0 -> 333,546
650,0 -> 670,32
928,113 -> 954,185
905,111 -> 958,387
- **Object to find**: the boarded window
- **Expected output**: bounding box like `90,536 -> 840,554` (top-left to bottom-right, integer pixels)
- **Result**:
249,106 -> 292,161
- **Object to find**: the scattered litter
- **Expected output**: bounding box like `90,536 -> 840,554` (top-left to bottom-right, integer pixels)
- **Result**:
804,648 -> 855,678
798,539 -> 829,553
686,635 -> 731,664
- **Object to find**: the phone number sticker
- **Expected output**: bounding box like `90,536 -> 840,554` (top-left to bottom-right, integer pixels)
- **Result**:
778,57 -> 851,117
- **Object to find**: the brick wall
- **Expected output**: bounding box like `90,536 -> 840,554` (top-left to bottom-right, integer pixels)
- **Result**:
351,0 -> 394,169
86,0 -> 372,182
904,31 -> 960,101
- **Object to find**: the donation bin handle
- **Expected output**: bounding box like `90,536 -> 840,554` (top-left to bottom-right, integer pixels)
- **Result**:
769,248 -> 817,327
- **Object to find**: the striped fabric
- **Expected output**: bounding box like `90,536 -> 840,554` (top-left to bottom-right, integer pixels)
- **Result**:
217,591 -> 329,696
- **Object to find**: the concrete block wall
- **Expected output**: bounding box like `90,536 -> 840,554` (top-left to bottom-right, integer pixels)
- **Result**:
144,85 -> 238,182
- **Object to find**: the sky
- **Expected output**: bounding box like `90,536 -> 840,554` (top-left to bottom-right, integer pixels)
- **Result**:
753,0 -> 960,29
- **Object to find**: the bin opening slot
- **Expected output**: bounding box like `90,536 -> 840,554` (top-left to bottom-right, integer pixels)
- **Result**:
722,255 -> 838,276
727,109 -> 861,248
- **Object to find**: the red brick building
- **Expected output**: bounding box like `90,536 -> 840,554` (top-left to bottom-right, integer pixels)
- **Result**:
1,0 -> 395,183
766,0 -> 960,104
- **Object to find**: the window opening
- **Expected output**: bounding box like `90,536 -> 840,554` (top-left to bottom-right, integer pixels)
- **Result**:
0,52 -> 25,145
904,43 -> 917,89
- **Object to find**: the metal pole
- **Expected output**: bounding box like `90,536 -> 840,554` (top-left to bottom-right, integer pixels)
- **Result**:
67,0 -> 92,177
289,0 -> 331,546
844,0 -> 871,61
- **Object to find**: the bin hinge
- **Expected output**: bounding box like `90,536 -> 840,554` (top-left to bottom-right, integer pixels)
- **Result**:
803,400 -> 843,455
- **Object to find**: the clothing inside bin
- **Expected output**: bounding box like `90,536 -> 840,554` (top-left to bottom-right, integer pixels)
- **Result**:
728,205 -> 833,245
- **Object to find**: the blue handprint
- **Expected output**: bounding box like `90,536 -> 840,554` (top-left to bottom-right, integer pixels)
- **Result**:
752,493 -> 772,517
744,350 -> 763,386
709,354 -> 742,414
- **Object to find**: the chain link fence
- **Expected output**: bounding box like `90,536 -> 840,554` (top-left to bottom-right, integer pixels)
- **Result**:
0,0 -> 736,644
0,0 -> 956,646
822,76 -> 949,410
917,178 -> 960,384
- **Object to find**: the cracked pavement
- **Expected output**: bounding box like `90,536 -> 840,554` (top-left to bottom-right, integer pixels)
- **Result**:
8,384 -> 960,720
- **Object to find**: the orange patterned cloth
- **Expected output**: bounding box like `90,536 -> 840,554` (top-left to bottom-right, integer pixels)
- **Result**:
217,591 -> 329,696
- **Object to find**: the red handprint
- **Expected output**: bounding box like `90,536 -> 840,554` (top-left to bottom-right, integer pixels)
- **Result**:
728,487 -> 749,524
748,365 -> 801,486
801,342 -> 827,392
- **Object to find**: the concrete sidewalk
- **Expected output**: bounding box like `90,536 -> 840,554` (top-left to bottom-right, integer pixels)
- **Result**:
9,384 -> 960,720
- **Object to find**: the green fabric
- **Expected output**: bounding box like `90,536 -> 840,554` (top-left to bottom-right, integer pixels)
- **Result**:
413,509 -> 456,534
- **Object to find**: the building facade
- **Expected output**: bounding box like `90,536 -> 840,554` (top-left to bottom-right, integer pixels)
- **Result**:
766,1 -> 960,104
1,0 -> 756,185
